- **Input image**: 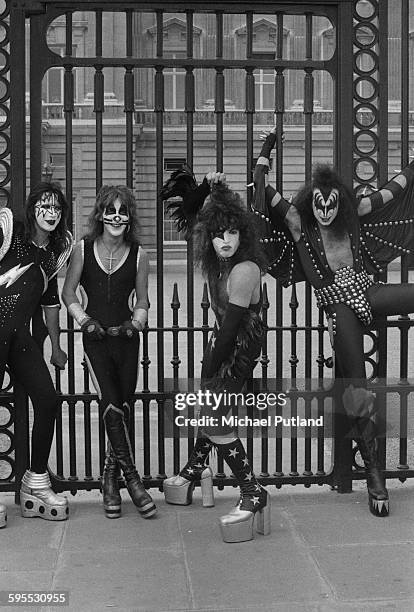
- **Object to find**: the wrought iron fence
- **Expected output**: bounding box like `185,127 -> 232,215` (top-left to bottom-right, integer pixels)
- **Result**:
1,0 -> 413,500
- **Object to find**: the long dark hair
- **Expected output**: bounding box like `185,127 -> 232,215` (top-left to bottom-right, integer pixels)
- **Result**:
193,183 -> 268,278
85,185 -> 141,245
24,181 -> 69,250
293,165 -> 358,235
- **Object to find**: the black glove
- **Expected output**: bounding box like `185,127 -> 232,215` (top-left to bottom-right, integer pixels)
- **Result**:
202,303 -> 247,379
259,131 -> 277,159
119,320 -> 139,339
81,318 -> 105,340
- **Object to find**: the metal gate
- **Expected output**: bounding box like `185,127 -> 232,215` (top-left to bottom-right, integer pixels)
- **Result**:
1,0 -> 413,498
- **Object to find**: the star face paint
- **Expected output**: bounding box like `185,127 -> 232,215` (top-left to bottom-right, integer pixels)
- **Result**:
312,188 -> 339,226
34,192 -> 62,232
212,228 -> 240,259
102,197 -> 130,236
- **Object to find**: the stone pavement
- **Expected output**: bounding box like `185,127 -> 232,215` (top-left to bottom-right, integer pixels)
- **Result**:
0,481 -> 413,612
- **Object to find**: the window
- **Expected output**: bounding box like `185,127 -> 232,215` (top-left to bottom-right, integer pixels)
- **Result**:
164,51 -> 186,110
42,46 -> 78,105
254,66 -> 275,111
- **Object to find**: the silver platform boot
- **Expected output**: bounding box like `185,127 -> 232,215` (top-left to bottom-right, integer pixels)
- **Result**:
20,470 -> 69,521
0,503 -> 6,528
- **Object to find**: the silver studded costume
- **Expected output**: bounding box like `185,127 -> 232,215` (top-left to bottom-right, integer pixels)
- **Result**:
314,267 -> 374,326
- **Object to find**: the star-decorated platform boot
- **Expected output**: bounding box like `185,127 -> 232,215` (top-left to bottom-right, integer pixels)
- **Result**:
0,503 -> 7,528
163,436 -> 214,507
216,438 -> 270,543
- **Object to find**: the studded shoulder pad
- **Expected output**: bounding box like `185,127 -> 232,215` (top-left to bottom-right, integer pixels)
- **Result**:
48,230 -> 74,280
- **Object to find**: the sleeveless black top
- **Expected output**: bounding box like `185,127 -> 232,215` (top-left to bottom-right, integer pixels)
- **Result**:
80,239 -> 140,327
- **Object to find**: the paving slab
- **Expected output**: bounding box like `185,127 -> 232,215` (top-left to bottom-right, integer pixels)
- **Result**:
0,486 -> 413,611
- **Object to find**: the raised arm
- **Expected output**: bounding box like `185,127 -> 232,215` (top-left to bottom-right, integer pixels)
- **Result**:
253,129 -> 301,241
358,160 -> 414,216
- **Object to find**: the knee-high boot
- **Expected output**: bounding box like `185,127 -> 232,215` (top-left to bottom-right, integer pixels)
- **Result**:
163,435 -> 214,506
101,444 -> 122,519
103,403 -> 156,518
215,438 -> 271,543
355,417 -> 389,517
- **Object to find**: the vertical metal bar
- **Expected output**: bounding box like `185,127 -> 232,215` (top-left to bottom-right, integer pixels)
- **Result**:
275,13 -> 285,193
94,11 -> 103,192
125,10 -> 134,188
245,13 -> 254,206
124,66 -> 134,188
400,0 -> 409,167
185,11 -> 195,389
289,285 -> 299,477
94,67 -> 104,191
333,1 -> 353,493
10,4 -> 26,211
215,11 -> 224,172
155,10 -> 165,481
29,14 -> 44,188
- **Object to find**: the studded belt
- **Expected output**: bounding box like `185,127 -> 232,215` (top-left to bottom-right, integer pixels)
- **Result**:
314,266 -> 374,325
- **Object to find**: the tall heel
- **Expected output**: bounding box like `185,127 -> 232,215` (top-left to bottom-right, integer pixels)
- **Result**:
200,468 -> 214,507
256,491 -> 271,535
0,504 -> 6,529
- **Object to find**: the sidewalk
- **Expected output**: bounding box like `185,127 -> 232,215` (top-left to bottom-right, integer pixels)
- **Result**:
1,481 -> 413,612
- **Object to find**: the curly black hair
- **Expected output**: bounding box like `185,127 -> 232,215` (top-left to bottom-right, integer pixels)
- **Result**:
24,181 -> 69,251
85,184 -> 141,245
193,183 -> 268,277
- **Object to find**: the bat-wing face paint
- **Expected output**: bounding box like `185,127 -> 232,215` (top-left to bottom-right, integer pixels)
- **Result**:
35,192 -> 62,232
312,188 -> 339,226
102,197 -> 130,235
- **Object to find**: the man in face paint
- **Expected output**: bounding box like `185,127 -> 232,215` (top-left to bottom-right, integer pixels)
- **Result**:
253,127 -> 414,519
0,182 -> 72,527
63,185 -> 156,520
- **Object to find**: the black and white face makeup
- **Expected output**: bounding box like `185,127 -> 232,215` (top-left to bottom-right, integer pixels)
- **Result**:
211,227 -> 240,259
312,188 -> 339,226
102,197 -> 130,236
34,192 -> 62,232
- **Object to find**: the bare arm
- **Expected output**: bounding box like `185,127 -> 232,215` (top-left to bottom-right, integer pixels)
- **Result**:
62,242 -> 89,326
227,261 -> 260,307
131,248 -> 149,330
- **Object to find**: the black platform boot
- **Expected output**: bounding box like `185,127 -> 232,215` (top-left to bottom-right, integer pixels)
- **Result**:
102,446 -> 122,519
103,403 -> 156,518
215,438 -> 271,543
163,436 -> 214,506
356,417 -> 389,517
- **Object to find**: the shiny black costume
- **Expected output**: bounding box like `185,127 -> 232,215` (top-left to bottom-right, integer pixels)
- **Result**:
0,208 -> 72,472
253,133 -> 414,516
80,238 -> 141,420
